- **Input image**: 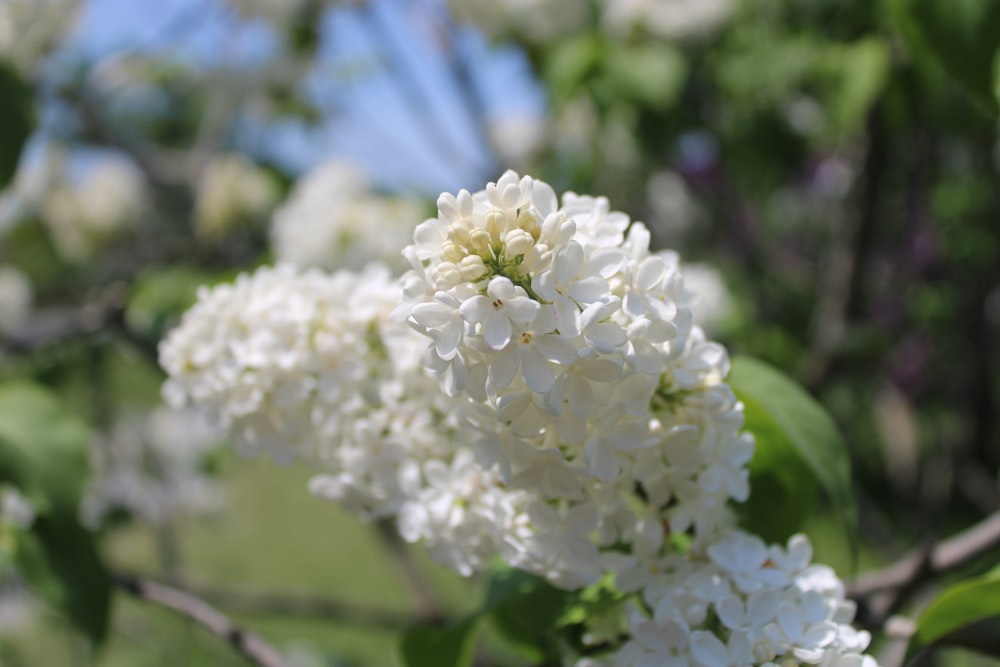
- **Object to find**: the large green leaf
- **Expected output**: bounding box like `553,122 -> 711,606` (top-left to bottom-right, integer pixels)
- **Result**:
907,571 -> 1000,661
0,381 -> 112,645
822,38 -> 891,137
0,62 -> 34,190
728,356 -> 857,547
398,617 -> 480,667
483,568 -> 572,662
14,514 -> 112,646
890,0 -> 1000,114
0,382 -> 91,512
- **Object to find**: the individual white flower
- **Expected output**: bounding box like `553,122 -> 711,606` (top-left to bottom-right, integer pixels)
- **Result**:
0,266 -> 31,337
270,160 -> 424,272
460,276 -> 540,350
195,153 -> 279,239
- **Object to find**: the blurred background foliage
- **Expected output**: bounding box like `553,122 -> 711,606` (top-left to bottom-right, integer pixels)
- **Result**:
1,0 -> 999,665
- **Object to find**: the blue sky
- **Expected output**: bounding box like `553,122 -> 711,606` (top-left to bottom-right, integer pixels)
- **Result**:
63,0 -> 545,194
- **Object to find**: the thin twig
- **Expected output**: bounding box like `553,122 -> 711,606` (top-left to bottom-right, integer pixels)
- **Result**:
179,580 -> 430,629
849,509 -> 1000,598
114,574 -> 289,667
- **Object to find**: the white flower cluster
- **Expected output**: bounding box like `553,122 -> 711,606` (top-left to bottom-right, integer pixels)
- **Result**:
82,407 -> 225,527
0,266 -> 32,338
195,153 -> 279,240
610,531 -> 875,667
397,171 -> 746,545
394,171 -> 876,664
603,0 -> 733,40
0,0 -> 80,74
447,0 -> 589,44
1,485 -> 35,531
270,160 -> 425,273
162,172 -> 877,666
448,0 -> 732,43
42,157 -> 147,262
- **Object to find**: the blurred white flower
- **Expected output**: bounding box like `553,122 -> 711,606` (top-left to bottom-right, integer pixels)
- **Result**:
195,153 -> 279,239
680,262 -> 734,334
488,113 -> 546,170
0,266 -> 31,337
270,160 -> 424,271
0,0 -> 80,73
0,579 -> 37,637
1,485 -> 35,530
82,407 -> 224,527
43,157 -> 147,261
603,0 -> 733,40
447,0 -> 589,43
647,170 -> 701,235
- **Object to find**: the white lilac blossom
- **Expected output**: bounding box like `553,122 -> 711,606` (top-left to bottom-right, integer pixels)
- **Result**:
164,171 -> 878,666
609,531 -> 876,667
270,160 -> 425,272
82,407 -> 225,527
195,153 -> 279,240
0,266 -> 31,337
396,171 -> 753,576
42,157 -> 147,261
160,262 -> 579,580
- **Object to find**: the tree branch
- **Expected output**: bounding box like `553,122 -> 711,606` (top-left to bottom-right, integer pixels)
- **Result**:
179,580 -> 430,629
114,574 -> 289,667
848,509 -> 1000,598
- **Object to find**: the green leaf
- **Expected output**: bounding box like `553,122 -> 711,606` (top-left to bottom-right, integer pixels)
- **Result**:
0,381 -> 112,645
603,44 -> 687,110
125,265 -> 220,340
823,38 -> 891,137
14,514 -> 112,646
907,571 -> 1000,660
0,62 -> 34,190
0,382 -> 91,512
890,0 -> 1000,114
398,618 -> 480,667
483,568 -> 573,662
728,356 -> 856,548
543,34 -> 603,103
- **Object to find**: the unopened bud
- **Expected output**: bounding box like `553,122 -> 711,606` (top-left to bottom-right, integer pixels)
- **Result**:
485,209 -> 508,239
504,229 -> 535,257
441,241 -> 464,263
516,210 -> 540,239
460,255 -> 488,281
469,228 -> 493,254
